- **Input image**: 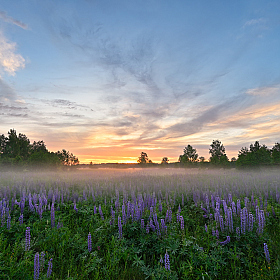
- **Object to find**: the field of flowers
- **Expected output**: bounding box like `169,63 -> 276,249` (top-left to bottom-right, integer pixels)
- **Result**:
0,168 -> 279,279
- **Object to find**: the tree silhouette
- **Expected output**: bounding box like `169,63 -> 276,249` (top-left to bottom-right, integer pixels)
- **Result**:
209,140 -> 228,165
179,145 -> 198,163
161,157 -> 169,164
137,152 -> 150,164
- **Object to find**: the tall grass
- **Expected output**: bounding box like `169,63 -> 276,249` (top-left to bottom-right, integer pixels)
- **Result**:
0,168 -> 279,279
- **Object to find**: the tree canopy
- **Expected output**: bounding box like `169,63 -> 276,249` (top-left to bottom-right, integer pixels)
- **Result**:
0,129 -> 79,168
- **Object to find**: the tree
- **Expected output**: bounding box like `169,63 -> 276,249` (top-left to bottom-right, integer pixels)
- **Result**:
209,140 -> 228,165
137,152 -> 150,164
161,157 -> 169,164
272,143 -> 280,165
236,141 -> 271,167
56,149 -> 79,166
199,156 -> 205,163
179,145 -> 198,164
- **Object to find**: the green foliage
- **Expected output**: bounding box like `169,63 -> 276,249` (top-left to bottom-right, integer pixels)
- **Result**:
0,129 -> 78,168
209,140 -> 229,166
236,141 -> 272,167
179,145 -> 198,164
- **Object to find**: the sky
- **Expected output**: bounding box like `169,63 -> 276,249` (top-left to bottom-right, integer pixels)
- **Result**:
1,0 -> 280,164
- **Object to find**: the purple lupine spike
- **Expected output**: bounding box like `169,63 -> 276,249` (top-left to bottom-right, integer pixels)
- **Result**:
236,227 -> 240,239
220,236 -> 230,245
73,202 -> 78,213
219,215 -> 224,232
51,203 -> 55,228
237,199 -> 241,216
47,258 -> 53,278
141,219 -> 145,229
94,205 -> 97,214
178,204 -> 181,213
160,219 -> 167,234
7,215 -> 11,230
122,204 -> 126,224
88,232 -> 92,252
34,252 -> 40,280
248,213 -> 254,231
231,201 -> 236,216
176,213 -> 180,223
182,194 -> 184,207
264,243 -> 270,263
118,216 -> 122,238
205,224 -> 208,232
98,205 -> 104,220
25,226 -> 31,251
241,208 -> 246,234
19,214 -> 23,225
168,208 -> 172,223
159,202 -> 162,213
146,222 -> 150,233
180,216 -> 184,230
216,229 -> 219,239
164,251 -> 170,271
228,207 -> 233,232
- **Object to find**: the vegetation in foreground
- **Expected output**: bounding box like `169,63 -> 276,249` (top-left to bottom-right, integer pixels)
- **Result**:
0,169 -> 279,279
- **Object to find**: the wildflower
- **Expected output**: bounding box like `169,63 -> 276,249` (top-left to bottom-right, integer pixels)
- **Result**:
47,258 -> 53,278
264,243 -> 270,263
205,224 -> 208,232
25,226 -> 31,251
164,251 -> 170,271
7,215 -> 11,230
236,226 -> 240,239
141,219 -> 145,229
51,203 -> 55,228
34,252 -> 40,280
88,232 -> 92,252
220,236 -> 230,245
180,215 -> 184,230
118,216 -> 122,238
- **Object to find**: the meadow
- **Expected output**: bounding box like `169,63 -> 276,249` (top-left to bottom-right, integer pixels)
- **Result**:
0,168 -> 279,279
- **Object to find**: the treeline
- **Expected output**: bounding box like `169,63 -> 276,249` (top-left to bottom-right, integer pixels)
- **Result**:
0,129 -> 79,168
138,140 -> 280,168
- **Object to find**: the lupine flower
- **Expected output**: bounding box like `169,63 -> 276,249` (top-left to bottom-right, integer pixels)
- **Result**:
160,256 -> 163,264
94,205 -> 97,214
7,215 -> 11,229
99,205 -> 104,220
34,252 -> 40,280
51,203 -> 55,228
118,216 -> 122,238
180,215 -> 184,230
146,222 -> 150,233
25,226 -> 31,251
205,224 -> 208,232
264,243 -> 270,263
219,215 -> 224,232
236,227 -> 240,239
141,219 -> 145,229
160,219 -> 167,234
88,232 -> 92,252
164,251 -> 170,271
220,236 -> 230,245
73,202 -> 78,213
47,258 -> 53,278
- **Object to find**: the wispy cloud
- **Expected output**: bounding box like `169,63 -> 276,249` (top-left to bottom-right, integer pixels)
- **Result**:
0,32 -> 25,75
0,10 -> 28,30
243,18 -> 266,28
246,85 -> 279,96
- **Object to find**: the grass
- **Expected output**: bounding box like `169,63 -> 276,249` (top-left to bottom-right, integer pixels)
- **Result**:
0,168 -> 279,279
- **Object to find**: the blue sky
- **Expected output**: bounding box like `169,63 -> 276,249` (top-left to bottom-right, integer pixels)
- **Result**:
1,0 -> 280,163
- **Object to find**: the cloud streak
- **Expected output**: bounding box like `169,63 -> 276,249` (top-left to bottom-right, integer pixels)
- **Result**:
0,10 -> 28,29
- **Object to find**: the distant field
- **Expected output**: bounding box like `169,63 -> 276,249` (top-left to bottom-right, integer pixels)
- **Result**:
0,168 -> 279,279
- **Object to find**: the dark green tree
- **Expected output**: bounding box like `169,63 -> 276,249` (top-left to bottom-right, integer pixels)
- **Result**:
161,157 -> 169,164
137,152 -> 150,164
56,149 -> 79,166
179,145 -> 198,164
209,140 -> 228,166
272,143 -> 280,165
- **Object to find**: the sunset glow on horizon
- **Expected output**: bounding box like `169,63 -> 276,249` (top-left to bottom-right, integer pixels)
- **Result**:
1,1 -> 280,164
